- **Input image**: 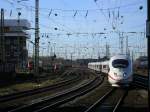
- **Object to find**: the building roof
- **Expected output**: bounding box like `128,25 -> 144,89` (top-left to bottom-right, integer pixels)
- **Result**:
0,19 -> 30,29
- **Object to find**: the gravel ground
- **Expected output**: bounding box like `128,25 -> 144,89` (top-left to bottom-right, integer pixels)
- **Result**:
0,77 -> 92,110
0,71 -> 76,96
60,77 -> 110,107
0,76 -> 63,96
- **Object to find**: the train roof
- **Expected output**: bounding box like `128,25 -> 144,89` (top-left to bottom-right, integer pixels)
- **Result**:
88,62 -> 101,65
88,60 -> 109,65
110,54 -> 130,60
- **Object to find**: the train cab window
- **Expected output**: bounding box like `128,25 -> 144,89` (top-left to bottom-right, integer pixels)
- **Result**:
112,59 -> 129,68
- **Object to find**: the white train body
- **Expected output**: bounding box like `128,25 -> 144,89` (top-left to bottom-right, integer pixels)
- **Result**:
88,61 -> 109,73
88,55 -> 133,87
108,55 -> 133,86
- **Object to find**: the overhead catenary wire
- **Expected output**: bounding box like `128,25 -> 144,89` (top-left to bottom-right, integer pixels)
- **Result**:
24,0 -> 144,12
2,0 -> 146,59
6,0 -> 145,14
3,0 -> 145,31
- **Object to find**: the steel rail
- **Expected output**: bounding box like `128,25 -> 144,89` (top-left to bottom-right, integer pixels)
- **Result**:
136,76 -> 148,81
112,90 -> 128,112
35,76 -> 103,112
0,71 -> 80,103
133,80 -> 148,89
133,74 -> 148,89
134,74 -> 148,81
84,88 -> 116,112
8,76 -> 103,112
84,88 -> 128,112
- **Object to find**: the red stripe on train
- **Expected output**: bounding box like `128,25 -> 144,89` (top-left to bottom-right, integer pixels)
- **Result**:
108,74 -> 132,81
108,75 -> 119,81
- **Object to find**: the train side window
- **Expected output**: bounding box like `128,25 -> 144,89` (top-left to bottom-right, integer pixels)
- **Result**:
103,65 -> 106,69
99,65 -> 102,69
108,67 -> 110,72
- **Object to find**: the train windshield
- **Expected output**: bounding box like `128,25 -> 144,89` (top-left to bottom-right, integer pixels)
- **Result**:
112,59 -> 129,68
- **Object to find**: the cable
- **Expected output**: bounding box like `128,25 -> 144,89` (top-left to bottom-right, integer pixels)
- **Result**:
14,0 -> 144,12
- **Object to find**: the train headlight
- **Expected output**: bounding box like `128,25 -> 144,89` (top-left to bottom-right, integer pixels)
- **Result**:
123,72 -> 126,77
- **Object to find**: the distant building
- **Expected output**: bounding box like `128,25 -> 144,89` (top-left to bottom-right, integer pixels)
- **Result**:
0,19 -> 30,73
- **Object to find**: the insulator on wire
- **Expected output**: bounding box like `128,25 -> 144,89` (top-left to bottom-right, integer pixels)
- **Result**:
48,9 -> 52,16
67,33 -> 72,37
118,8 -> 120,18
10,10 -> 12,17
73,10 -> 77,17
54,27 -> 58,30
94,0 -> 98,2
139,6 -> 143,10
54,13 -> 58,16
85,10 -> 88,18
18,12 -> 21,16
108,9 -> 110,18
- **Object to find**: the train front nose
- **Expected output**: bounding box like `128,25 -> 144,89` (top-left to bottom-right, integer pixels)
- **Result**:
114,70 -> 125,79
117,72 -> 128,79
116,71 -> 132,84
109,71 -> 125,83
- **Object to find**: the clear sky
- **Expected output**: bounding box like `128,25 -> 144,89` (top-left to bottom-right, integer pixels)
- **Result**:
0,0 -> 147,59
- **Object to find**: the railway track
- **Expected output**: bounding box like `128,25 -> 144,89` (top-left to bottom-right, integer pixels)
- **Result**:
133,74 -> 148,89
7,75 -> 103,112
84,87 -> 128,112
0,71 -> 80,103
0,71 -> 91,112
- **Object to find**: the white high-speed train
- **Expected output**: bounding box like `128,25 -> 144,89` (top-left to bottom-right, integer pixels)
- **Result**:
88,55 -> 133,87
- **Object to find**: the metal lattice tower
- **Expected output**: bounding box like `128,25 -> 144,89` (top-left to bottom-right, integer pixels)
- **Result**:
34,0 -> 39,76
119,32 -> 124,54
126,36 -> 129,56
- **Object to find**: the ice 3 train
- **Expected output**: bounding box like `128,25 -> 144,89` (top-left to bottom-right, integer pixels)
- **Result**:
88,55 -> 133,87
